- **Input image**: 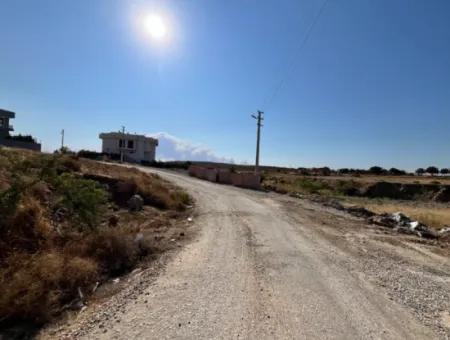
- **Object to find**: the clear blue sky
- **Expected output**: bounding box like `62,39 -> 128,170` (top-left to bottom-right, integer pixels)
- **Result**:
1,0 -> 449,170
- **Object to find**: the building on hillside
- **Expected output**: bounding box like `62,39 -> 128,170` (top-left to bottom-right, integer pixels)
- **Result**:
0,109 -> 41,151
99,132 -> 158,163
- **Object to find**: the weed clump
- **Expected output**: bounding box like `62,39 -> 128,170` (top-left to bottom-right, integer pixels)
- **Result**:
53,173 -> 108,230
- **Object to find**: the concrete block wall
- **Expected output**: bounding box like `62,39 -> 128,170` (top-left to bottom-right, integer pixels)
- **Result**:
188,165 -> 260,190
218,170 -> 232,184
204,168 -> 218,182
231,172 -> 261,189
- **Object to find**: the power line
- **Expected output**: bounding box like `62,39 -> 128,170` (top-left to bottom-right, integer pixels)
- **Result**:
262,0 -> 330,110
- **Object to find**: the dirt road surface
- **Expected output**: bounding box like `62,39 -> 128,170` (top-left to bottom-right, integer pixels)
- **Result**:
43,168 -> 450,340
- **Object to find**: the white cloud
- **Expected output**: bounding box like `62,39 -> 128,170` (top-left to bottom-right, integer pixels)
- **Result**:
148,132 -> 234,163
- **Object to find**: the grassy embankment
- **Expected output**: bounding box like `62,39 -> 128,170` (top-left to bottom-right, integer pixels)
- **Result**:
0,148 -> 191,332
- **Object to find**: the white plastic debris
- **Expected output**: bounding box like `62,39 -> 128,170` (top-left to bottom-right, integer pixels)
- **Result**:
439,227 -> 450,235
92,281 -> 100,293
409,221 -> 420,230
134,233 -> 144,243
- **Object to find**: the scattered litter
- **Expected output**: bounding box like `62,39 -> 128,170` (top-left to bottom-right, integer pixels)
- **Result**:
368,212 -> 437,239
170,238 -> 176,242
78,287 -> 84,300
131,268 -> 142,274
346,206 -> 375,218
323,202 -> 442,240
187,217 -> 193,222
113,278 -> 120,284
71,299 -> 84,311
92,281 -> 100,293
134,233 -> 144,243
439,227 -> 450,235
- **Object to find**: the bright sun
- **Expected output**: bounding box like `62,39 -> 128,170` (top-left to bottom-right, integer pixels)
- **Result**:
143,15 -> 167,40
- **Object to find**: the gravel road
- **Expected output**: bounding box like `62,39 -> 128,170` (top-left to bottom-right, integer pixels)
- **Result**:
43,168 -> 450,340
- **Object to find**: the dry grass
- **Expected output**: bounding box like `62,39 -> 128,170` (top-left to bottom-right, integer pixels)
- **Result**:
81,160 -> 191,210
307,174 -> 450,185
262,173 -> 362,196
0,148 -> 191,331
263,171 -> 450,192
263,169 -> 450,230
0,252 -> 98,323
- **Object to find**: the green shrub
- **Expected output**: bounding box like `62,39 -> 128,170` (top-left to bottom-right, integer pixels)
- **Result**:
0,175 -> 27,232
54,173 -> 108,230
295,177 -> 330,194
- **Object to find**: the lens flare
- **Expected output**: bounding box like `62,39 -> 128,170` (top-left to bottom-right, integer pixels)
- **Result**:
143,15 -> 167,40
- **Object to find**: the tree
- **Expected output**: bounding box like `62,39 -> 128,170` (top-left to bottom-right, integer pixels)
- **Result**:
369,166 -> 386,175
321,167 -> 332,176
426,166 -> 439,175
389,168 -> 406,176
415,168 -> 425,175
440,168 -> 450,175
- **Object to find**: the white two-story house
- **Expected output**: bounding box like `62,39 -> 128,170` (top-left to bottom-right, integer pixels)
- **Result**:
99,132 -> 158,163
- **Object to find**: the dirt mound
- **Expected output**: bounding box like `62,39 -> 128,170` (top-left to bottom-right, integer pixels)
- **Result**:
363,182 -> 445,201
364,182 -> 402,199
434,187 -> 450,203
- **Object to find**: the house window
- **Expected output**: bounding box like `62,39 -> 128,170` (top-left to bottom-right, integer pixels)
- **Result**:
127,140 -> 134,149
0,118 -> 3,127
119,139 -> 125,148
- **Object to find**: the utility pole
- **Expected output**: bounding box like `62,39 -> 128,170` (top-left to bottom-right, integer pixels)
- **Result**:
61,129 -> 65,151
120,126 -> 125,163
251,110 -> 264,174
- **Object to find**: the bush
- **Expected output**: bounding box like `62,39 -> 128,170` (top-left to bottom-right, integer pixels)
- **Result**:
58,155 -> 81,172
77,150 -> 105,161
53,173 -> 108,230
0,149 -> 191,331
0,176 -> 26,232
295,177 -> 330,194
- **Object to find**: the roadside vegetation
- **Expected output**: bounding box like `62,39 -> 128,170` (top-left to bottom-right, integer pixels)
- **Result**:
262,169 -> 450,230
0,148 -> 192,335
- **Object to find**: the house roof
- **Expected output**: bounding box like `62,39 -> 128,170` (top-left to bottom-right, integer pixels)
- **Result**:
0,109 -> 15,118
99,132 -> 158,144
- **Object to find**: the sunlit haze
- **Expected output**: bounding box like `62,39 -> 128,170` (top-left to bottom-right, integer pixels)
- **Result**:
143,14 -> 167,40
